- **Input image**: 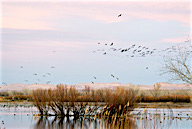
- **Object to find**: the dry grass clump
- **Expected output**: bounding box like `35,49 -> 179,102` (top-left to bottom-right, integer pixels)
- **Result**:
33,84 -> 81,116
138,94 -> 191,103
102,87 -> 137,119
5,95 -> 33,101
32,84 -> 138,119
0,90 -> 26,97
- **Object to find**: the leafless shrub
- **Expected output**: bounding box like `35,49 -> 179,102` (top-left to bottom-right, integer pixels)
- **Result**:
102,87 -> 138,119
32,85 -> 138,119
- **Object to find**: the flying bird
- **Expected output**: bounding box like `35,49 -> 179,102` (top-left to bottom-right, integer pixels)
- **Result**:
51,66 -> 55,68
93,77 -> 97,79
91,81 -> 94,84
103,52 -> 106,55
20,66 -> 23,68
2,82 -> 7,85
138,50 -> 141,52
47,81 -> 51,84
110,43 -> 114,46
118,14 -> 122,17
33,73 -> 37,75
146,67 -> 148,69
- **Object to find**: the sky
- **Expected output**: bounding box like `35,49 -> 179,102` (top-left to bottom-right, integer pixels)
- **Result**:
0,0 -> 191,85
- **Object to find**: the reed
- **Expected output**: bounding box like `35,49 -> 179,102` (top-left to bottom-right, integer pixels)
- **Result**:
32,84 -> 138,119
102,87 -> 137,119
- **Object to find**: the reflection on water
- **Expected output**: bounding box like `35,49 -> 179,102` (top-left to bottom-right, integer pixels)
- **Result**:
0,104 -> 192,129
34,116 -> 136,129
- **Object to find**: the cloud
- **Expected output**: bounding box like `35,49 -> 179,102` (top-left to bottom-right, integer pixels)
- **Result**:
1,1 -> 191,30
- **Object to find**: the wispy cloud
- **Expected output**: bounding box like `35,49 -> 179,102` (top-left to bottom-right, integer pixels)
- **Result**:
1,1 -> 191,30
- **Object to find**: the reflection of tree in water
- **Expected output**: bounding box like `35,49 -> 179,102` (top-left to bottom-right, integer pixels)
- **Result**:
34,116 -> 137,129
34,116 -> 77,129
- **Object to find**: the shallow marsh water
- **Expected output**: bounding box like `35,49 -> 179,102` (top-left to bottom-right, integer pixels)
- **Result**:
0,103 -> 192,129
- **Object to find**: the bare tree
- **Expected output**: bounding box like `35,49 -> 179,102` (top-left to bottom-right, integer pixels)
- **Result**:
161,45 -> 192,85
150,82 -> 161,98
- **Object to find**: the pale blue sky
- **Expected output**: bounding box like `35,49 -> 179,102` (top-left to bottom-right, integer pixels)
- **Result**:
1,0 -> 191,85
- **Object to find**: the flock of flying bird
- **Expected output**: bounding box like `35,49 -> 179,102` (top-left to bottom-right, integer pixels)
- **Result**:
1,14 -> 192,85
21,66 -> 54,85
95,42 -> 157,58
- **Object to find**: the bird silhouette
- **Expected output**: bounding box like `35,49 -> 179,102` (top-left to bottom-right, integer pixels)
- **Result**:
146,67 -> 148,69
33,73 -> 37,75
118,14 -> 122,17
91,81 -> 94,84
132,44 -> 136,47
103,52 -> 106,55
2,82 -> 7,85
110,43 -> 114,46
93,77 -> 97,79
20,66 -> 23,68
51,66 -> 55,68
47,81 -> 51,84
133,49 -> 137,54
138,50 -> 141,52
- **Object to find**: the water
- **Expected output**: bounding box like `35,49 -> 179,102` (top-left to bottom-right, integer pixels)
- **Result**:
0,104 -> 192,129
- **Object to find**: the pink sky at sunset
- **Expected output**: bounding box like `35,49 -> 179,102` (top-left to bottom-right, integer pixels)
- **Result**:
1,0 -> 191,85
